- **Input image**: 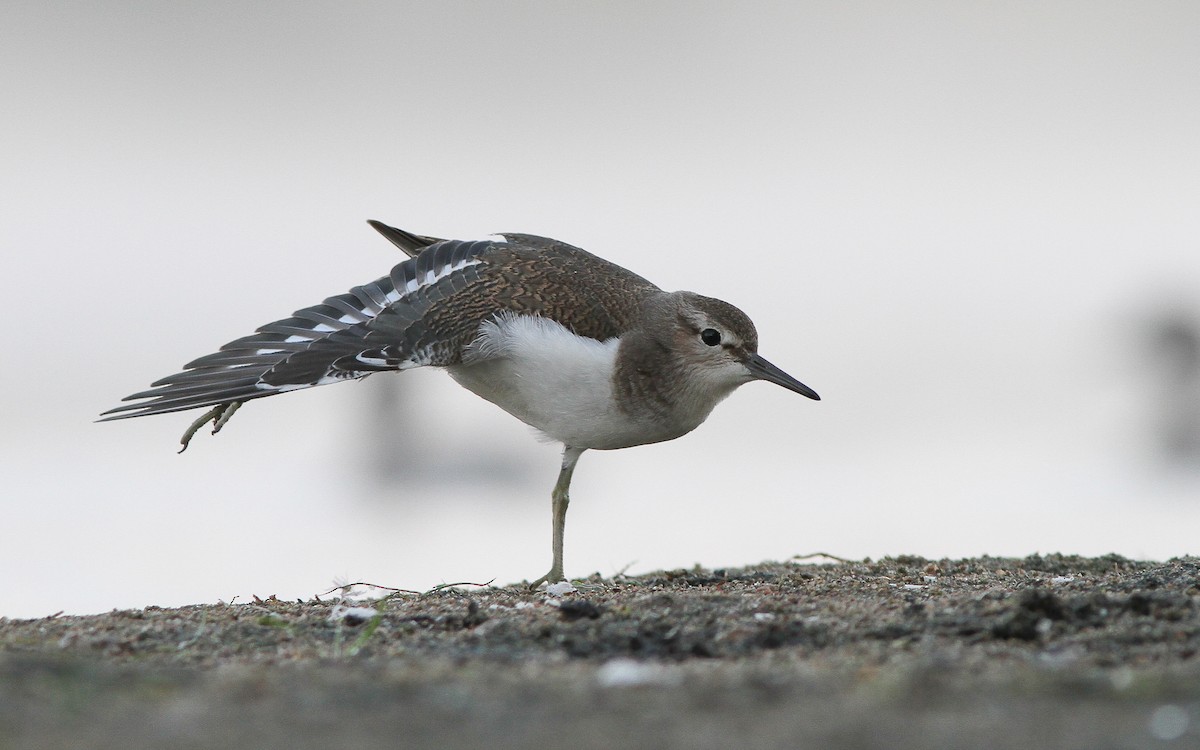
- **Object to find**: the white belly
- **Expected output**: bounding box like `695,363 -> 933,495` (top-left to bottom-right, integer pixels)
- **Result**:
446,314 -> 668,450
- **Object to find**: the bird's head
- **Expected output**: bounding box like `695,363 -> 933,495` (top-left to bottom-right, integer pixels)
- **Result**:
660,291 -> 820,402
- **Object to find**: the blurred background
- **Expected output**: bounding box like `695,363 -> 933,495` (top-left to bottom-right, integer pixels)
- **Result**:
3,2 -> 1198,619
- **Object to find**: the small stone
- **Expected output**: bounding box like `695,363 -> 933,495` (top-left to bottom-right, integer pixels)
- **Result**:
558,600 -> 603,621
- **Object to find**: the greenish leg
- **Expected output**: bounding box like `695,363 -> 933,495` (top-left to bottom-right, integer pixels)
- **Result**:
178,401 -> 243,453
529,446 -> 585,589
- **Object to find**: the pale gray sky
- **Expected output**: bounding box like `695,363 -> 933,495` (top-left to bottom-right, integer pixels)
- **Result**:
3,2 -> 1199,618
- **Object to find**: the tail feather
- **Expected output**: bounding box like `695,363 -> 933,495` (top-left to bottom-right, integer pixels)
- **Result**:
367,220 -> 442,257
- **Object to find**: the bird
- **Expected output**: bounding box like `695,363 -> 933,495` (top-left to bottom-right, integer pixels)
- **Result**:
101,220 -> 820,587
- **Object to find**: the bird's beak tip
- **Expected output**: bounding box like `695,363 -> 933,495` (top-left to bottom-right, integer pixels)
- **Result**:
745,353 -> 820,401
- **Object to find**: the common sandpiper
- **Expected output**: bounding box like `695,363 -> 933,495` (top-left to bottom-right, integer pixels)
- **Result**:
102,220 -> 820,587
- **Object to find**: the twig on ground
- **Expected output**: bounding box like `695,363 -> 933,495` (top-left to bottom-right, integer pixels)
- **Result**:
792,551 -> 858,565
316,579 -> 495,601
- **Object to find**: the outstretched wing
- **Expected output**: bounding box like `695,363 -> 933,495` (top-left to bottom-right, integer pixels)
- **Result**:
99,235 -> 500,421
101,221 -> 662,423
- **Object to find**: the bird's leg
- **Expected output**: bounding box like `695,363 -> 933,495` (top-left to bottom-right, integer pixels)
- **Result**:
529,446 -> 585,589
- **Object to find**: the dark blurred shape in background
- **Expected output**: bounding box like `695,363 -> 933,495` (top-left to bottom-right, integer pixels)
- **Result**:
359,376 -> 534,496
1147,306 -> 1200,471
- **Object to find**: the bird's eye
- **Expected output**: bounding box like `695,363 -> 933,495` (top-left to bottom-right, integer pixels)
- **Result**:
700,328 -> 721,346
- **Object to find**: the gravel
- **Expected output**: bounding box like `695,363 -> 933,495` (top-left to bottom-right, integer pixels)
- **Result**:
2,553 -> 1198,749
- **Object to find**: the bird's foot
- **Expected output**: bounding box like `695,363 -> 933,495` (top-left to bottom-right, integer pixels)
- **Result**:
527,567 -> 566,591
178,401 -> 242,453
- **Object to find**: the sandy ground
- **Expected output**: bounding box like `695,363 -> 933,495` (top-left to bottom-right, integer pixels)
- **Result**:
2,554 -> 1198,749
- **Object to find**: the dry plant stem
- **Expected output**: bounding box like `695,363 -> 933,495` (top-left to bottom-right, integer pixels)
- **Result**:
316,580 -> 496,600
793,551 -> 859,565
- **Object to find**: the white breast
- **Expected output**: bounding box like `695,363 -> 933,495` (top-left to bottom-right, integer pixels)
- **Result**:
447,314 -> 654,450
